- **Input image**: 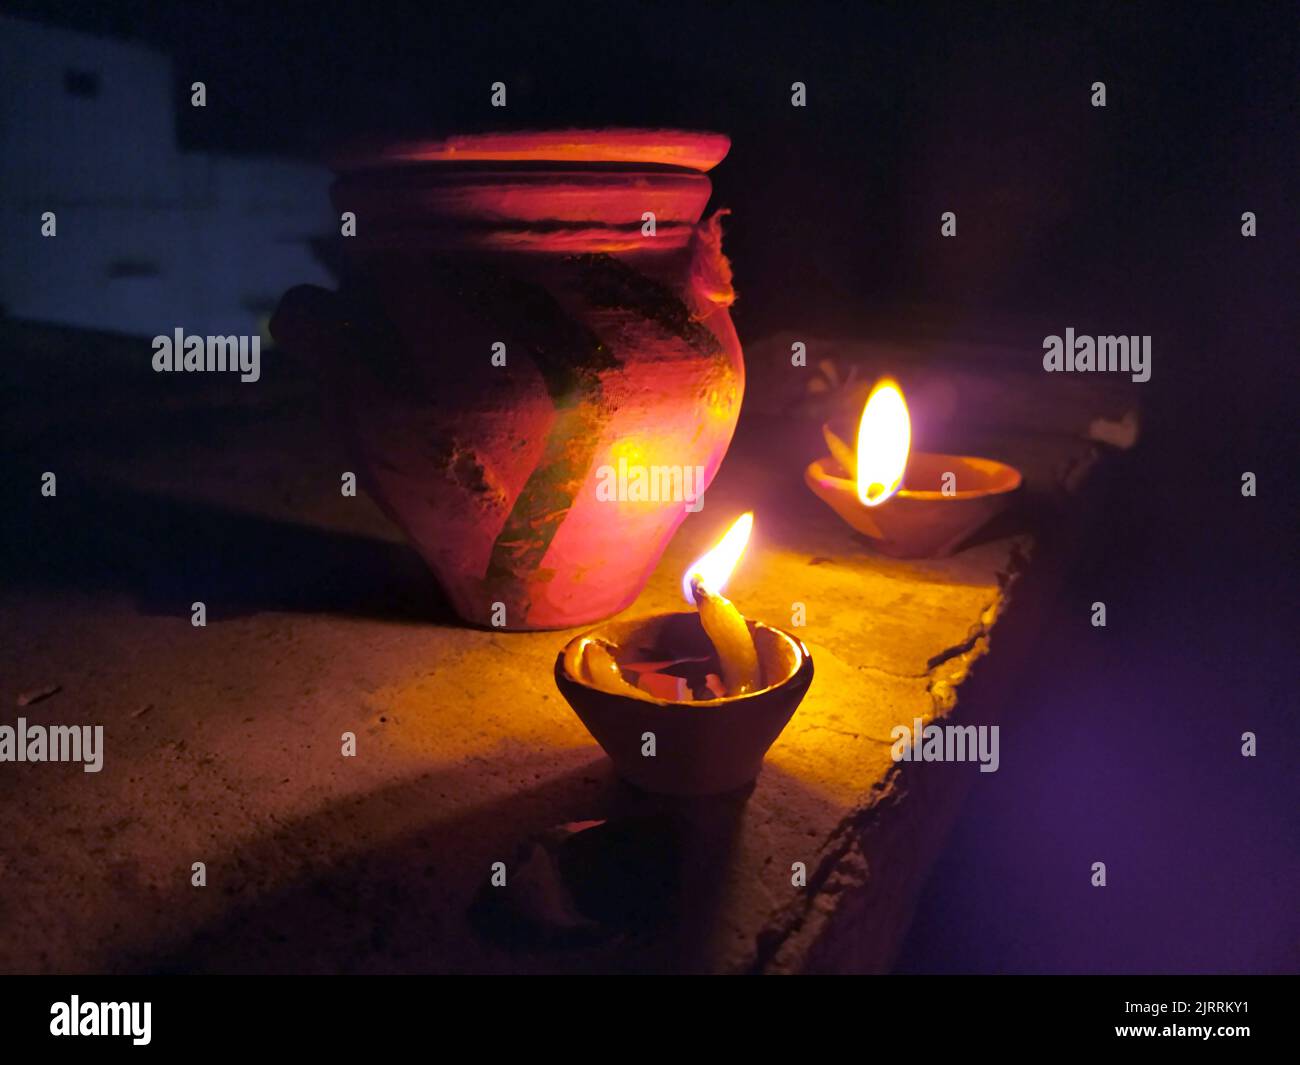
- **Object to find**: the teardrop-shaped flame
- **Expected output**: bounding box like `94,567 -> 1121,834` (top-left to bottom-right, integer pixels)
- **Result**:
682,512 -> 753,602
856,379 -> 911,507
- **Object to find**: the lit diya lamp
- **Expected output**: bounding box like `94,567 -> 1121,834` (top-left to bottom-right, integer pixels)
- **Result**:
804,378 -> 1022,558
555,513 -> 814,796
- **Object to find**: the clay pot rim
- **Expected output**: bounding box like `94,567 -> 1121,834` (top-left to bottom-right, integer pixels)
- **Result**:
332,128 -> 731,174
807,451 -> 1023,502
333,168 -> 714,189
557,612 -> 811,710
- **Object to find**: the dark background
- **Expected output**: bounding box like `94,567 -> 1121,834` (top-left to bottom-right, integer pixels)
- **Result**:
8,0 -> 1295,326
4,0 -> 1297,972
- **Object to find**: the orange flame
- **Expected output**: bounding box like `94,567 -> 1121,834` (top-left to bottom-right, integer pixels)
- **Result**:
856,379 -> 911,506
682,512 -> 753,602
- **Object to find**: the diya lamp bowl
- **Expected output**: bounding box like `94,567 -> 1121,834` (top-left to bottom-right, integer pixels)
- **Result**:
555,612 -> 813,797
270,129 -> 744,629
804,450 -> 1023,558
804,379 -> 1023,558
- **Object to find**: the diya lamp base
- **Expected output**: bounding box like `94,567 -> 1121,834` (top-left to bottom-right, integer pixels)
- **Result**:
805,450 -> 1022,558
555,612 -> 813,796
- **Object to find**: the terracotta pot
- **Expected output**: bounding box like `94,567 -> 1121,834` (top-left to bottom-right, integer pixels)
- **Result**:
271,129 -> 743,629
555,612 -> 814,796
805,450 -> 1023,558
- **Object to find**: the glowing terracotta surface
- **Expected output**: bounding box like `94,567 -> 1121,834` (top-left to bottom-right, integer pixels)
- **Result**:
333,128 -> 732,172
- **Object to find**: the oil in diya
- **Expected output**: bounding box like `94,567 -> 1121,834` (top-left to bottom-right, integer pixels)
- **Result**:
554,513 -> 814,796
805,378 -> 1023,558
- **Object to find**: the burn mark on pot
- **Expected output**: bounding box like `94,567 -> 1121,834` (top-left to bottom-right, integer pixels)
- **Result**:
428,437 -> 493,499
423,259 -> 620,401
571,254 -> 724,363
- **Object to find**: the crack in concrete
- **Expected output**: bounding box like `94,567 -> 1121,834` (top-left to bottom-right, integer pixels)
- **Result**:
744,539 -> 1034,974
925,620 -> 992,672
800,723 -> 867,741
854,662 -> 930,681
746,774 -> 901,974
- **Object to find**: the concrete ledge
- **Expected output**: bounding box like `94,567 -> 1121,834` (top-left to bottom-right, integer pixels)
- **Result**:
0,326 -> 1128,973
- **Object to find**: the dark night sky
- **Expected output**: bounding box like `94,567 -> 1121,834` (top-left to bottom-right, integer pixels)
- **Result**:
9,0 -> 1295,335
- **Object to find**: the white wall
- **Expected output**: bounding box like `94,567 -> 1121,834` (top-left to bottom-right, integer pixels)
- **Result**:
0,15 -> 334,340
0,16 -> 179,204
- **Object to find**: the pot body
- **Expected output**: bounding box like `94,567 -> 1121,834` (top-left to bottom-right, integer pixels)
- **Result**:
272,131 -> 744,629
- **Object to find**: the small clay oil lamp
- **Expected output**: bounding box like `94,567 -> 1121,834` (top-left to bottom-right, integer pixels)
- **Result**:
555,513 -> 813,796
805,379 -> 1022,558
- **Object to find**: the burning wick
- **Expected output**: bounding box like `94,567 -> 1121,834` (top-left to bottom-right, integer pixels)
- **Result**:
683,512 -> 762,696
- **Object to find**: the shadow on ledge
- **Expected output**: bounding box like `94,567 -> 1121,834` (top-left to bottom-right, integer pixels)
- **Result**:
109,750 -> 805,975
0,470 -> 456,626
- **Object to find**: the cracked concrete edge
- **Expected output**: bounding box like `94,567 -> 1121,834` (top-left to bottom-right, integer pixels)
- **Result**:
738,537 -> 1035,974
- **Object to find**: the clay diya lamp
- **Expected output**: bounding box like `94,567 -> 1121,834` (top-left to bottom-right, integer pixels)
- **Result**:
271,129 -> 745,629
555,514 -> 813,796
804,379 -> 1022,558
